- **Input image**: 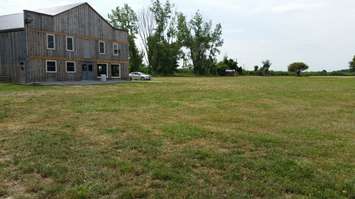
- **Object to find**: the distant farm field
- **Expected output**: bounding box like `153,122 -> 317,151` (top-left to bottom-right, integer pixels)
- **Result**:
0,77 -> 354,198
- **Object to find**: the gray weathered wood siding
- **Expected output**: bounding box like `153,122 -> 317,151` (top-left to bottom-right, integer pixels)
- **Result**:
0,30 -> 26,82
24,3 -> 129,82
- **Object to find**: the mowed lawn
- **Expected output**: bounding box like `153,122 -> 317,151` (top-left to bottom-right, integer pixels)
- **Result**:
0,77 -> 355,198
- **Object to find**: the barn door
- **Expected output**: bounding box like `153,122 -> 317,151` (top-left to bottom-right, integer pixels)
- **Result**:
81,63 -> 94,80
82,64 -> 89,80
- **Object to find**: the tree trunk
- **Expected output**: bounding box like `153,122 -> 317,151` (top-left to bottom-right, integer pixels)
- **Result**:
297,70 -> 301,76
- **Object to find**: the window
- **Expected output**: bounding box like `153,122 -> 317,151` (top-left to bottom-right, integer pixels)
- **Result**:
111,64 -> 120,78
97,64 -> 108,77
46,60 -> 57,73
47,34 -> 55,50
66,61 -> 76,73
99,40 -> 105,54
66,36 -> 74,51
113,43 -> 120,56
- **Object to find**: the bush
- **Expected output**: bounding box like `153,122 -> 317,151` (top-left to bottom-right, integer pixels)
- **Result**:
138,65 -> 151,74
175,68 -> 194,77
216,63 -> 229,76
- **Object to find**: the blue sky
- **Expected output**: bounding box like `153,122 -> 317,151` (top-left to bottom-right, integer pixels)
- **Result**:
1,0 -> 355,71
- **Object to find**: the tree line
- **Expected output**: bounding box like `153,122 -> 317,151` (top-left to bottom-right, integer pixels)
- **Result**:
108,1 -> 355,76
108,0 -> 223,75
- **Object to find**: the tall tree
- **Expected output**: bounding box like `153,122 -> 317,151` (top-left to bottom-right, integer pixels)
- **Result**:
108,4 -> 143,72
138,8 -> 155,68
254,65 -> 259,72
177,11 -> 223,75
147,0 -> 182,75
261,60 -> 272,76
350,55 -> 355,72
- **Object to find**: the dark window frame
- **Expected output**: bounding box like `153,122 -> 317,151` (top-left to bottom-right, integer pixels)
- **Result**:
111,64 -> 121,78
97,63 -> 108,77
65,61 -> 76,73
66,36 -> 74,52
47,34 -> 55,50
46,60 -> 57,73
113,43 -> 119,56
99,40 -> 105,54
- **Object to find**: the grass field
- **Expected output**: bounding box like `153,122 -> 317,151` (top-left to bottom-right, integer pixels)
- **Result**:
0,77 -> 354,198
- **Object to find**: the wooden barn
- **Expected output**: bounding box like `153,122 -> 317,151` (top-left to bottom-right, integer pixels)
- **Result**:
0,2 -> 129,83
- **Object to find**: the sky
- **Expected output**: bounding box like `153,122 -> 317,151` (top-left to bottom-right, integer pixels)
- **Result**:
1,0 -> 355,71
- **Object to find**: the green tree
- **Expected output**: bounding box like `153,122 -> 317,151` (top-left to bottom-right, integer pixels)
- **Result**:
108,4 -> 143,72
177,11 -> 223,75
221,56 -> 238,70
288,62 -> 309,76
350,55 -> 355,72
147,0 -> 182,75
216,62 -> 228,76
217,56 -> 243,75
254,65 -> 259,72
261,60 -> 272,76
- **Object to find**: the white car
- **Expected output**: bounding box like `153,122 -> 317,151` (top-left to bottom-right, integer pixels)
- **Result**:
129,72 -> 152,80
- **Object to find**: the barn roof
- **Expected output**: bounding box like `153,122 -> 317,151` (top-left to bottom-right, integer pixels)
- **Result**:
32,2 -> 84,16
0,2 -> 126,32
0,13 -> 24,32
0,3 -> 87,32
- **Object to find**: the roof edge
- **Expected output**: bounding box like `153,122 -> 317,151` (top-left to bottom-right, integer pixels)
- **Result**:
83,3 -> 128,33
0,13 -> 23,17
24,3 -> 128,33
23,10 -> 52,17
0,28 -> 25,33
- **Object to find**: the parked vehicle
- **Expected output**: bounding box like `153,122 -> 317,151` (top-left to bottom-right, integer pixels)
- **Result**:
129,72 -> 152,80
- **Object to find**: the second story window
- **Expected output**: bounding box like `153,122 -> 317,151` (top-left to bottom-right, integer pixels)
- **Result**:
99,40 -> 105,54
66,36 -> 74,51
113,43 -> 119,56
47,34 -> 55,50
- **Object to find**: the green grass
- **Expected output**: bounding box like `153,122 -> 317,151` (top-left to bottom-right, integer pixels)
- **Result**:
0,77 -> 354,198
